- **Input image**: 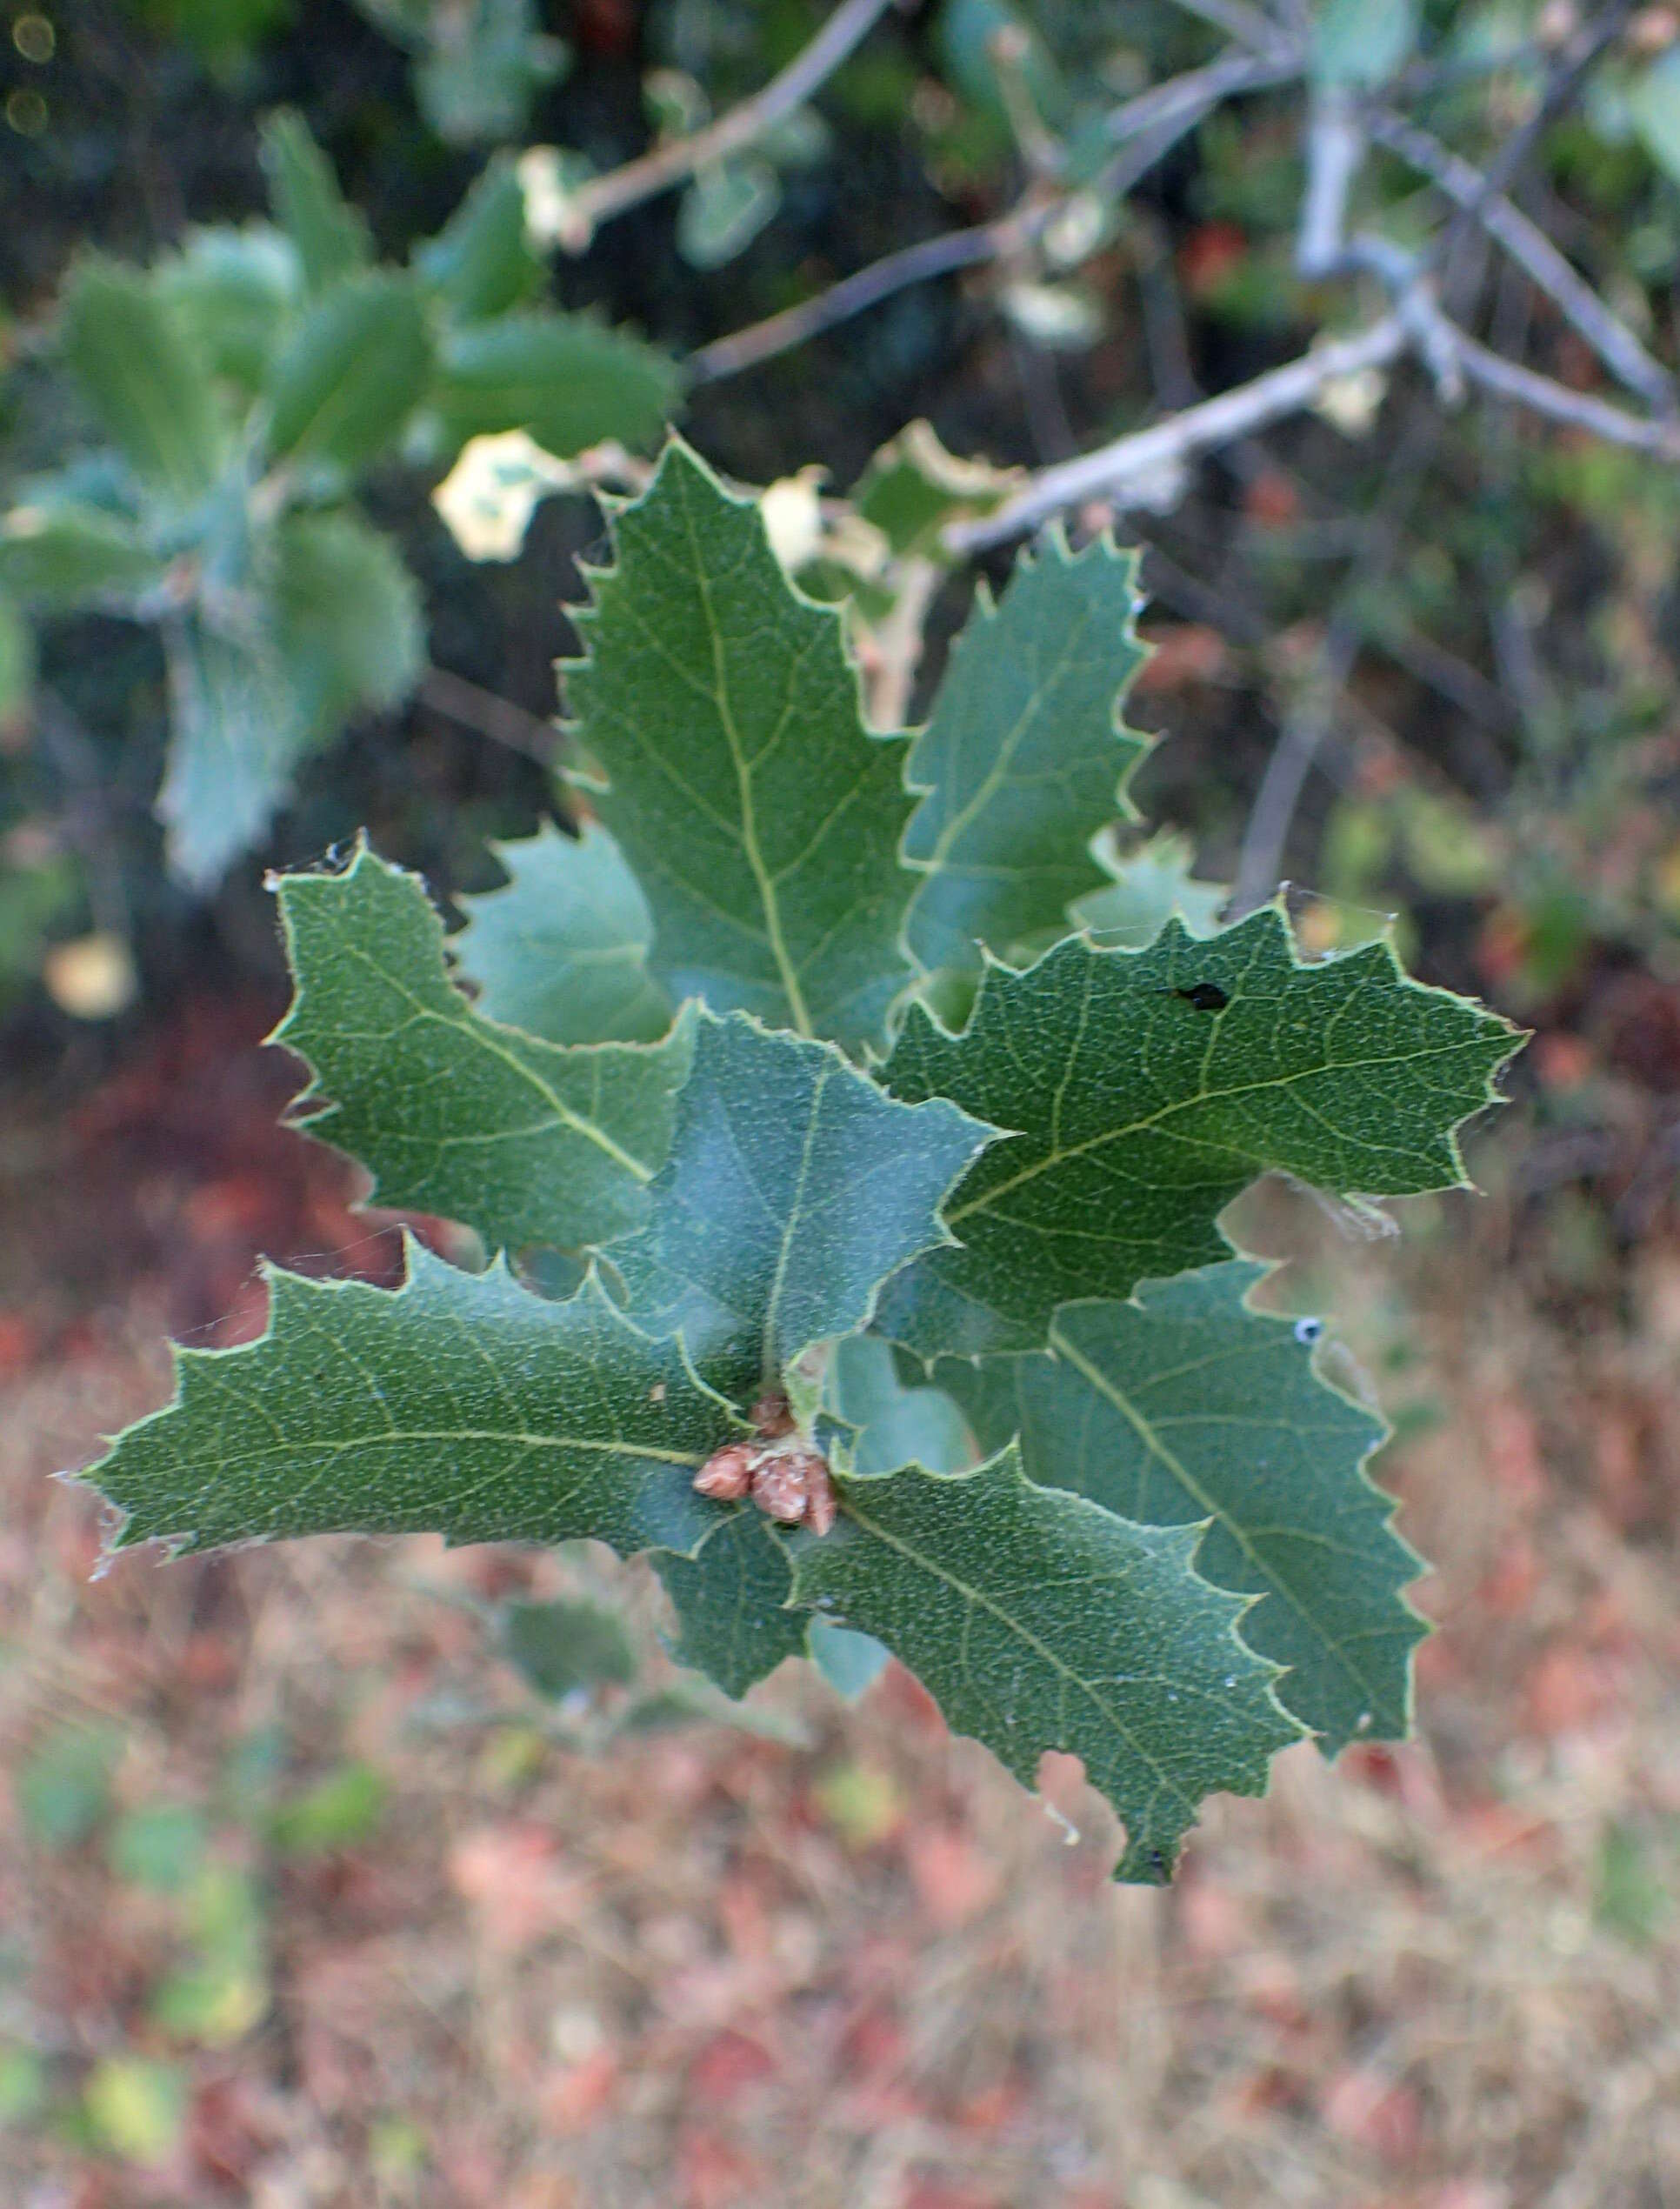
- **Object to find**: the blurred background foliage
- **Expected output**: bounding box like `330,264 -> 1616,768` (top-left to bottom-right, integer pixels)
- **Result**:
0,0 -> 1677,1093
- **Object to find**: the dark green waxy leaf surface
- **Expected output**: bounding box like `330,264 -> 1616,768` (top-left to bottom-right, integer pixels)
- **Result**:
937,1264 -> 1422,1751
568,440 -> 917,1049
87,1245 -> 738,1557
454,820 -> 672,1045
903,532 -> 1148,976
877,910 -> 1519,1358
791,1446 -> 1302,1882
61,260 -> 227,504
264,274 -> 433,474
611,1011 -> 993,1380
273,844 -> 692,1255
435,314 -> 681,458
656,1513 -> 810,1700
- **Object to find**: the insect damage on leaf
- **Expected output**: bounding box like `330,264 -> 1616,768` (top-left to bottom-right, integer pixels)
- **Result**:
877,907 -> 1522,1359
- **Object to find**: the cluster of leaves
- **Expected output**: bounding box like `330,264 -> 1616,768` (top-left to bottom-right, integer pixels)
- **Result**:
0,113 -> 675,888
87,439 -> 1517,1880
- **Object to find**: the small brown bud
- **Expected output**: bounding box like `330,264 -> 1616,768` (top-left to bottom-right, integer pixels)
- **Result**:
693,1441 -> 754,1502
747,1447 -> 819,1525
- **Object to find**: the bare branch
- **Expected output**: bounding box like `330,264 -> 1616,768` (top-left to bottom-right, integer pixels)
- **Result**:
563,0 -> 897,241
419,668 -> 559,765
690,217 -> 1020,384
1450,326 -> 1680,454
692,47 -> 1296,385
1370,109 -> 1675,412
946,317 -> 1412,552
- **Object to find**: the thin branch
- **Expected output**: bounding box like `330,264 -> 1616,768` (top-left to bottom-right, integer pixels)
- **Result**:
1232,403 -> 1441,915
1370,108 -> 1675,411
564,0 -> 897,240
946,317 -> 1412,551
692,47 -> 1296,385
950,299 -> 1680,557
1450,325 -> 1680,454
418,667 -> 559,764
689,217 -> 1018,384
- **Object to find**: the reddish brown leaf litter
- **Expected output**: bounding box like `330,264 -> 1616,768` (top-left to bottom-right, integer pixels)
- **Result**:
2,1015 -> 1679,2206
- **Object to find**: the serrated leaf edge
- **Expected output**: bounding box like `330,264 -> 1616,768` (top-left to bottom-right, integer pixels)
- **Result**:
264,834 -> 696,1234
74,1233 -> 748,1564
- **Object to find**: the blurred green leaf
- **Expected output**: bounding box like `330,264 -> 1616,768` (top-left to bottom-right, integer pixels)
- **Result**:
259,110 -> 371,296
1311,0 -> 1418,88
411,0 -> 569,145
497,1596 -> 637,1699
17,1725 -> 121,1851
120,0 -> 293,69
82,2057 -> 188,2164
677,161 -> 781,270
151,1863 -> 269,2045
0,2045 -> 46,2129
0,591 -> 34,718
155,224 -> 303,390
435,312 -> 682,457
60,258 -> 227,504
1630,50 -> 1680,187
416,155 -> 542,322
157,613 -> 310,889
270,1763 -> 387,1856
263,272 -> 434,474
107,1803 -> 210,1892
0,504 -> 169,611
1595,1820 -> 1672,1945
275,510 -> 424,730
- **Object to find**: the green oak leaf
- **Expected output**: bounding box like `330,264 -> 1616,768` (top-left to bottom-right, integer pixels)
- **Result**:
655,1512 -> 810,1700
877,909 -> 1520,1358
567,438 -> 917,1051
272,841 -> 692,1255
1070,829 -> 1229,950
903,531 -> 1149,978
937,1263 -> 1423,1752
790,1445 -> 1302,1882
610,1010 -> 994,1382
83,1242 -> 739,1557
453,820 -> 672,1045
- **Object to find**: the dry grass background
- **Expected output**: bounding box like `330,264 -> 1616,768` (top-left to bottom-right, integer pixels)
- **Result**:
1,1001 -> 1677,2209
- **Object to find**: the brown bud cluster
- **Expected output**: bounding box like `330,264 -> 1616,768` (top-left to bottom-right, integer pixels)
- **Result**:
692,1392 -> 837,1536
